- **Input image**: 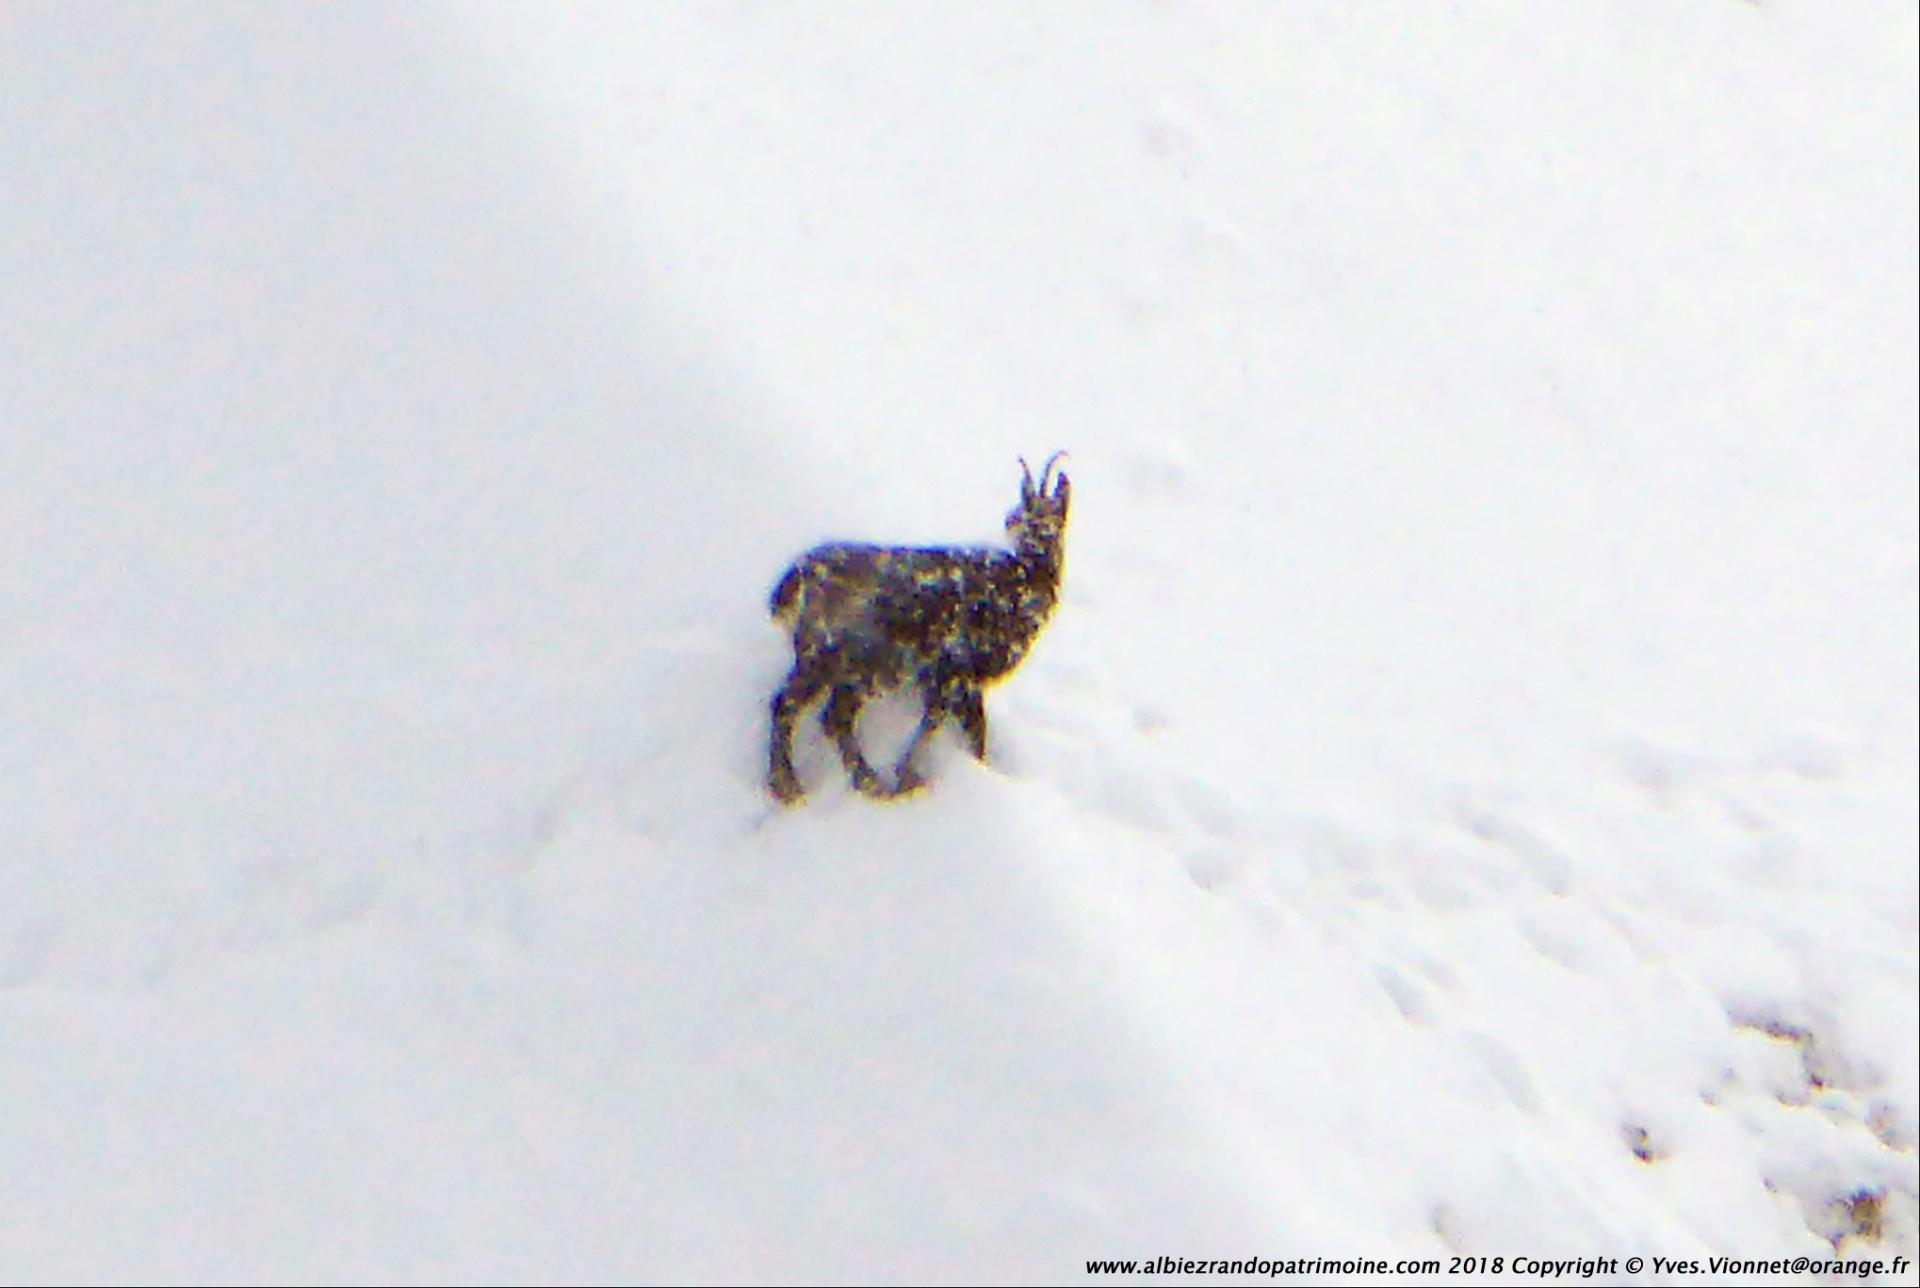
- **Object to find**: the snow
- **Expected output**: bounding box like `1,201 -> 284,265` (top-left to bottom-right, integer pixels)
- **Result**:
2,2 -> 1914,1282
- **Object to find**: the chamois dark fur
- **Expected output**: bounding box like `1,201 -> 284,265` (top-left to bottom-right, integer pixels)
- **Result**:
767,453 -> 1070,803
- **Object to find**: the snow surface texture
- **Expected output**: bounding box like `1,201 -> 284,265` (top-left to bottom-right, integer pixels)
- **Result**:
3,3 -> 1915,1282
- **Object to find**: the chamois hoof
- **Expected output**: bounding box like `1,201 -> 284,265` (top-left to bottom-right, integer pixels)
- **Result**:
891,767 -> 928,798
769,767 -> 805,805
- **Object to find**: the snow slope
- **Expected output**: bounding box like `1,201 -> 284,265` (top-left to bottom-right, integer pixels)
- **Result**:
2,3 -> 1914,1281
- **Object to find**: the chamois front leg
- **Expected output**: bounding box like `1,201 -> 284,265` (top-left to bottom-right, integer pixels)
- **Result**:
769,661 -> 828,804
893,678 -> 986,794
891,682 -> 951,796
953,684 -> 987,761
823,684 -> 886,798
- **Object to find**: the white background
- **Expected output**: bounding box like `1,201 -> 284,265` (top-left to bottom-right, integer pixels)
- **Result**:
2,3 -> 1914,1281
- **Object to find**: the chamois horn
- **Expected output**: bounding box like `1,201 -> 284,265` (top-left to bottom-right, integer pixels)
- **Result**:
1037,450 -> 1069,494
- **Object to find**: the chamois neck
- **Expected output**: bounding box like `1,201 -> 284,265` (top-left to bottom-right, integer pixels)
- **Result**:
1014,536 -> 1064,594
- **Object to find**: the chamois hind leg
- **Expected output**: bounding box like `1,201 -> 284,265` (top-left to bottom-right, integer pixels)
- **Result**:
823,683 -> 886,797
890,684 -> 951,796
769,659 -> 829,804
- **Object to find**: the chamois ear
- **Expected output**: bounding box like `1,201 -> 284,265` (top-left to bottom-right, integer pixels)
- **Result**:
1051,471 -> 1070,510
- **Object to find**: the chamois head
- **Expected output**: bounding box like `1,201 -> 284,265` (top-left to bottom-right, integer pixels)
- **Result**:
1007,451 -> 1070,556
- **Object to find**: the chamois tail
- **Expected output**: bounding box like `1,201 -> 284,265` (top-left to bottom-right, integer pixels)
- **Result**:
770,563 -> 807,624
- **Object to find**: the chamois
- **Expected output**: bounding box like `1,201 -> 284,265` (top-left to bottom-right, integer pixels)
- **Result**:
767,452 -> 1070,803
